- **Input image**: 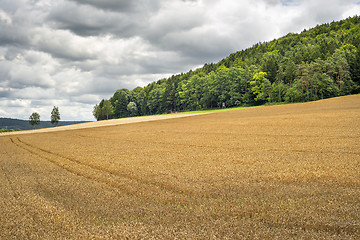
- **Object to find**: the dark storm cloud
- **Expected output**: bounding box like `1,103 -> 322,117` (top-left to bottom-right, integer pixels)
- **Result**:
47,1 -> 147,37
68,0 -> 141,12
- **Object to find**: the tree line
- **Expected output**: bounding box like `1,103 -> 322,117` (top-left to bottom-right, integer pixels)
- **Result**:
93,16 -> 360,121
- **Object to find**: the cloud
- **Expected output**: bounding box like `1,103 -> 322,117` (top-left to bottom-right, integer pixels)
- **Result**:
32,28 -> 98,61
12,87 -> 56,100
0,87 -> 11,98
68,0 -> 142,12
0,0 -> 358,121
0,15 -> 29,47
48,1 -> 140,37
0,8 -> 12,24
0,49 -> 56,88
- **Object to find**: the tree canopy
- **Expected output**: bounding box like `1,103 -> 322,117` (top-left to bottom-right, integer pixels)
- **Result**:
94,16 -> 360,121
29,112 -> 40,128
51,106 -> 61,126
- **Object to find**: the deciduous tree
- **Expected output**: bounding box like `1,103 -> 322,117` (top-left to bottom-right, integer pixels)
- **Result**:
127,102 -> 138,116
102,100 -> 114,120
92,104 -> 102,121
51,106 -> 60,126
29,112 -> 40,128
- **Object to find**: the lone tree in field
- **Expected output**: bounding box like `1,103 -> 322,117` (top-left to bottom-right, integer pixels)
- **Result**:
29,112 -> 40,128
51,106 -> 61,126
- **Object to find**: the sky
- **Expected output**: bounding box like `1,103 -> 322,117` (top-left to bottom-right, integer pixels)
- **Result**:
0,0 -> 359,121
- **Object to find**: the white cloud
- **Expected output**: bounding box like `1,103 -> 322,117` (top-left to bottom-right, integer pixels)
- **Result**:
0,8 -> 12,24
4,99 -> 31,108
342,4 -> 360,19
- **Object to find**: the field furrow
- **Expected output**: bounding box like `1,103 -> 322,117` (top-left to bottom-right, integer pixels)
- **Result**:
10,136 -> 195,200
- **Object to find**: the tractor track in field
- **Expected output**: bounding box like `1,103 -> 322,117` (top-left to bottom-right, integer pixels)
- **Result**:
9,136 -> 199,200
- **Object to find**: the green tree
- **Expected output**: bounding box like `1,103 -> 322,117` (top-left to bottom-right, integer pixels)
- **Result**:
50,106 -> 61,126
177,79 -> 190,110
111,89 -> 130,118
130,87 -> 143,113
332,49 -> 355,94
262,50 -> 279,83
284,84 -> 303,103
350,44 -> 360,89
201,73 -> 217,108
282,59 -> 296,86
228,67 -> 247,106
250,72 -> 270,102
102,100 -> 114,120
213,67 -> 233,107
93,104 -> 102,121
147,83 -> 165,114
29,112 -> 40,128
317,73 -> 338,99
127,102 -> 138,116
163,77 -> 180,112
297,62 -> 311,101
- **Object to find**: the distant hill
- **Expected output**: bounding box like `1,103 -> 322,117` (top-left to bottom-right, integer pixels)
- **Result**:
0,118 -> 90,131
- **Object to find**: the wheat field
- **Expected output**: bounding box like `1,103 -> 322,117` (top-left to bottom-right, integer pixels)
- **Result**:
0,95 -> 359,239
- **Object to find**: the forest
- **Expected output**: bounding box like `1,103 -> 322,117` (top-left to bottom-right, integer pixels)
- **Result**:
93,16 -> 360,120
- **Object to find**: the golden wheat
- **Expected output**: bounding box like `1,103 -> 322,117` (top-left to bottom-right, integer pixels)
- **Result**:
1,95 -> 359,239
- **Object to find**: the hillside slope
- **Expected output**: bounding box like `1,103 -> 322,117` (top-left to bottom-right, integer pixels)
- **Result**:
1,95 -> 359,239
0,113 -> 207,136
94,16 -> 360,120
